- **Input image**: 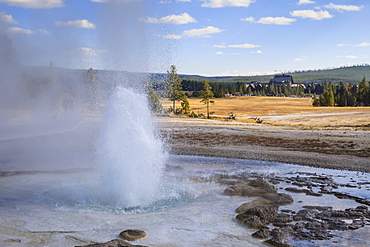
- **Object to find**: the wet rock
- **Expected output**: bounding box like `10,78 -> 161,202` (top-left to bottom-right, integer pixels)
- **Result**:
302,205 -> 333,211
262,193 -> 294,205
249,178 -> 278,193
119,229 -> 147,241
224,183 -> 245,196
285,187 -> 322,197
236,198 -> 272,214
292,221 -> 333,241
293,208 -> 320,221
224,178 -> 277,197
252,226 -> 270,239
76,239 -> 147,247
272,213 -> 293,226
285,187 -> 310,194
236,205 -> 278,228
265,226 -> 293,246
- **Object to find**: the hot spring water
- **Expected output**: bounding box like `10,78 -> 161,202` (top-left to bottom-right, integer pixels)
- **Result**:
97,87 -> 167,208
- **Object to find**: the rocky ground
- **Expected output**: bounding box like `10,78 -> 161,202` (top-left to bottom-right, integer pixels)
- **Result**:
222,176 -> 370,246
157,117 -> 370,173
155,116 -> 370,246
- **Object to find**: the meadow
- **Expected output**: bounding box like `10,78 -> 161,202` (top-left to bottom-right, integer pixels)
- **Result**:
161,96 -> 370,127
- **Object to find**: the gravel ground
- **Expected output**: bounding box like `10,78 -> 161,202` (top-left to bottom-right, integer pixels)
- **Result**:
157,117 -> 370,173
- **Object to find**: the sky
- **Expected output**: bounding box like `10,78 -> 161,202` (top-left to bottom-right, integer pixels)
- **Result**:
0,0 -> 369,76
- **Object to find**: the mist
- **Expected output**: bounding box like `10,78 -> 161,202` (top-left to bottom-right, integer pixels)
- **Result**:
0,1 -> 161,174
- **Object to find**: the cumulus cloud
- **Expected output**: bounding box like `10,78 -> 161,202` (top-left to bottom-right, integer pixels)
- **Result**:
163,34 -> 182,39
0,11 -> 17,24
141,13 -> 197,25
213,43 -> 260,48
201,0 -> 255,8
182,26 -> 224,37
91,0 -> 142,2
337,55 -> 368,59
54,19 -> 96,29
0,0 -> 64,9
297,0 -> 315,5
242,16 -> 296,25
8,27 -> 34,34
215,51 -> 224,54
337,42 -> 370,47
324,3 -> 363,12
294,56 -> 308,61
356,42 -> 370,47
290,9 -> 333,20
251,50 -> 262,54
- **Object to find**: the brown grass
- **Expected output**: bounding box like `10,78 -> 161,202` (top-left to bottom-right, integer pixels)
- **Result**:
161,96 -> 370,127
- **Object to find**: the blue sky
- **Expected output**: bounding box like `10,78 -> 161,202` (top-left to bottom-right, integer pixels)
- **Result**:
0,0 -> 369,76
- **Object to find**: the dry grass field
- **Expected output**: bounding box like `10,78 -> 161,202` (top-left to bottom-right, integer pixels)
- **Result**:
161,96 -> 370,127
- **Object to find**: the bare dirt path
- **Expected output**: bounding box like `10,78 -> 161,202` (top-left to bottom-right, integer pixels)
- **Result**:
157,117 -> 370,173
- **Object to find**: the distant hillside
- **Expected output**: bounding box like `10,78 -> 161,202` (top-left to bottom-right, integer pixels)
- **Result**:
180,65 -> 370,84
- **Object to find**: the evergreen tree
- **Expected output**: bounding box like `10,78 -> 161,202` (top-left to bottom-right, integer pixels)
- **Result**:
166,65 -> 186,113
180,95 -> 190,114
357,77 -> 369,106
312,93 -> 320,106
146,83 -> 163,113
319,94 -> 327,106
325,88 -> 335,106
199,80 -> 215,119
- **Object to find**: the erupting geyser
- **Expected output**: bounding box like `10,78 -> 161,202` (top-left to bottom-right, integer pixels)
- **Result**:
97,86 -> 166,208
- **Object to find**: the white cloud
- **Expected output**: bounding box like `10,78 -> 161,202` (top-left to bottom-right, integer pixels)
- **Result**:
337,55 -> 362,59
251,50 -> 262,54
163,34 -> 182,39
90,0 -> 142,3
356,42 -> 370,47
290,9 -> 333,20
37,29 -> 49,35
54,19 -> 96,29
240,17 -> 255,22
243,16 -> 296,25
141,13 -> 197,25
295,56 -> 308,61
182,26 -> 224,37
177,0 -> 191,2
201,0 -> 255,8
297,0 -> 315,5
337,42 -> 370,47
79,47 -> 108,57
213,43 -> 260,48
324,3 -> 363,12
0,0 -> 64,9
229,43 -> 260,48
215,51 -> 224,54
0,11 -> 17,24
8,27 -> 34,34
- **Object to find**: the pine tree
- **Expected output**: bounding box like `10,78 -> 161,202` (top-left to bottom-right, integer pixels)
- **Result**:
357,77 -> 369,106
166,65 -> 186,113
312,93 -> 320,106
146,83 -> 163,113
199,80 -> 215,119
325,88 -> 335,106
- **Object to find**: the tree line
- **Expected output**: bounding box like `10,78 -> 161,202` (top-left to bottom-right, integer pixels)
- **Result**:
312,78 -> 370,107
